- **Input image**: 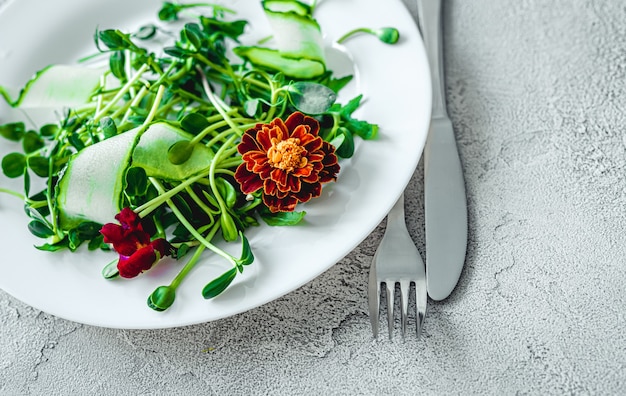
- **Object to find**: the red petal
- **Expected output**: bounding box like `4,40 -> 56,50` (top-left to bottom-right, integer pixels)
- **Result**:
285,112 -> 319,136
117,245 -> 157,278
295,182 -> 322,203
271,168 -> 289,189
235,165 -> 263,194
263,178 -> 278,195
115,207 -> 142,231
238,130 -> 262,154
100,223 -> 125,245
287,175 -> 301,193
150,238 -> 173,257
263,193 -> 298,213
256,128 -> 274,152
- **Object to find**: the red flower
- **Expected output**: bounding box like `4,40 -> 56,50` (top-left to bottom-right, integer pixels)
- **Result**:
235,112 -> 340,212
100,208 -> 174,278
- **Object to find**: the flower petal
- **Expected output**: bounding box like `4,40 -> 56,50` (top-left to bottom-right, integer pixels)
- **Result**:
235,164 -> 263,194
117,245 -> 158,278
285,112 -> 319,136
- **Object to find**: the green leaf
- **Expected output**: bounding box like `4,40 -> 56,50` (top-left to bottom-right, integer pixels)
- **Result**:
100,117 -> 118,139
377,27 -> 400,44
334,95 -> 378,140
101,259 -> 119,279
215,177 -> 237,208
134,24 -> 158,40
39,124 -> 58,139
176,243 -> 190,259
125,166 -> 149,197
28,220 -> 54,238
182,23 -> 204,51
335,127 -> 354,158
109,51 -> 126,81
88,235 -> 106,251
260,209 -> 306,226
202,267 -> 237,299
344,118 -> 378,140
164,46 -> 189,59
167,140 -> 194,165
235,232 -> 254,266
76,221 -> 104,240
180,112 -> 210,135
22,130 -> 44,153
2,152 -> 26,178
200,17 -> 247,41
220,212 -> 239,242
287,82 -> 336,114
35,241 -> 69,252
158,2 -> 181,21
67,228 -> 83,251
27,156 -> 49,177
324,75 -> 353,94
98,29 -> 137,51
0,122 -> 25,141
148,285 -> 177,311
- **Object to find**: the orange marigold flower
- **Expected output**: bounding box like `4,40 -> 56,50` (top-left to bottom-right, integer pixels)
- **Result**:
234,112 -> 340,212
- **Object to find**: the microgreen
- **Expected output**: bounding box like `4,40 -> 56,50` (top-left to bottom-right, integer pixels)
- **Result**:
337,27 -> 400,45
0,0 -> 400,310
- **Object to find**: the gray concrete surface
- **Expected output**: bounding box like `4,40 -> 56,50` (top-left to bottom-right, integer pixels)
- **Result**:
2,0 -> 626,394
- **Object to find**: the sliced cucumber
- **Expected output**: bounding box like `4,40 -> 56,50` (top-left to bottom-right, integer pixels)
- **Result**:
262,0 -> 312,17
56,128 -> 140,229
234,46 -> 325,79
235,0 -> 326,78
56,122 -> 215,228
262,6 -> 325,62
3,65 -> 106,108
132,122 -> 214,180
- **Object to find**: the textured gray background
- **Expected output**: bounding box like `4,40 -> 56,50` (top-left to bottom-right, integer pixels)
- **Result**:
2,0 -> 626,395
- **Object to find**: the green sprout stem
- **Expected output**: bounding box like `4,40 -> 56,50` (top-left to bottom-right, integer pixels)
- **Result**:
135,172 -> 207,217
148,177 -> 237,265
336,27 -> 400,45
142,84 -> 166,126
93,63 -> 150,122
0,187 -> 24,200
170,242 -> 207,290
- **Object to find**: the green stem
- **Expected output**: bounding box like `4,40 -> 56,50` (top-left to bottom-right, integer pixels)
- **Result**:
135,172 -> 207,217
142,84 -> 166,126
168,219 -> 223,290
170,243 -> 206,289
197,67 -> 245,137
149,177 -> 236,264
336,28 -> 372,44
0,187 -> 25,200
93,63 -> 149,122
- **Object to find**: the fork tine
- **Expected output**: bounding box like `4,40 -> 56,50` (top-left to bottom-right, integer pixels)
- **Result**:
385,281 -> 395,339
399,280 -> 410,337
368,258 -> 380,338
416,278 -> 427,338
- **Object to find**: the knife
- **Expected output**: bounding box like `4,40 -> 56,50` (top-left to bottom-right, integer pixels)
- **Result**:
416,0 -> 468,301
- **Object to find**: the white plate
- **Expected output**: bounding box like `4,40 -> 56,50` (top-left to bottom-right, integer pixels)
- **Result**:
0,0 -> 430,329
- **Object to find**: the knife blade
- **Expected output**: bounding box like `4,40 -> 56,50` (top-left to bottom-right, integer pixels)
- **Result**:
416,0 -> 468,301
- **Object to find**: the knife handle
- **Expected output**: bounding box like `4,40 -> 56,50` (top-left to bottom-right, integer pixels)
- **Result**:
416,0 -> 447,118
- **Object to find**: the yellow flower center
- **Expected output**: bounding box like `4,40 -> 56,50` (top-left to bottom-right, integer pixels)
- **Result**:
267,137 -> 307,172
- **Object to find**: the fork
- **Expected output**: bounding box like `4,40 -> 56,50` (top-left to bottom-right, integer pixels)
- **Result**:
368,193 -> 427,338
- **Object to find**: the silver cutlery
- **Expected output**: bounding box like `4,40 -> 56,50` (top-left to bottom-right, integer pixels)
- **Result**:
416,0 -> 468,301
368,194 -> 427,339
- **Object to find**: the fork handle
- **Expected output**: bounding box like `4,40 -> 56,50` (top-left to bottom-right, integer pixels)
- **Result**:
416,0 -> 447,119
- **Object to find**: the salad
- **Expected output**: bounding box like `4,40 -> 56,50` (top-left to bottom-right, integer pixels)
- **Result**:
0,0 -> 399,312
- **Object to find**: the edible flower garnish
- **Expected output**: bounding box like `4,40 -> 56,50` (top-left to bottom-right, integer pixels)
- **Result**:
235,112 -> 340,212
100,208 -> 175,278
